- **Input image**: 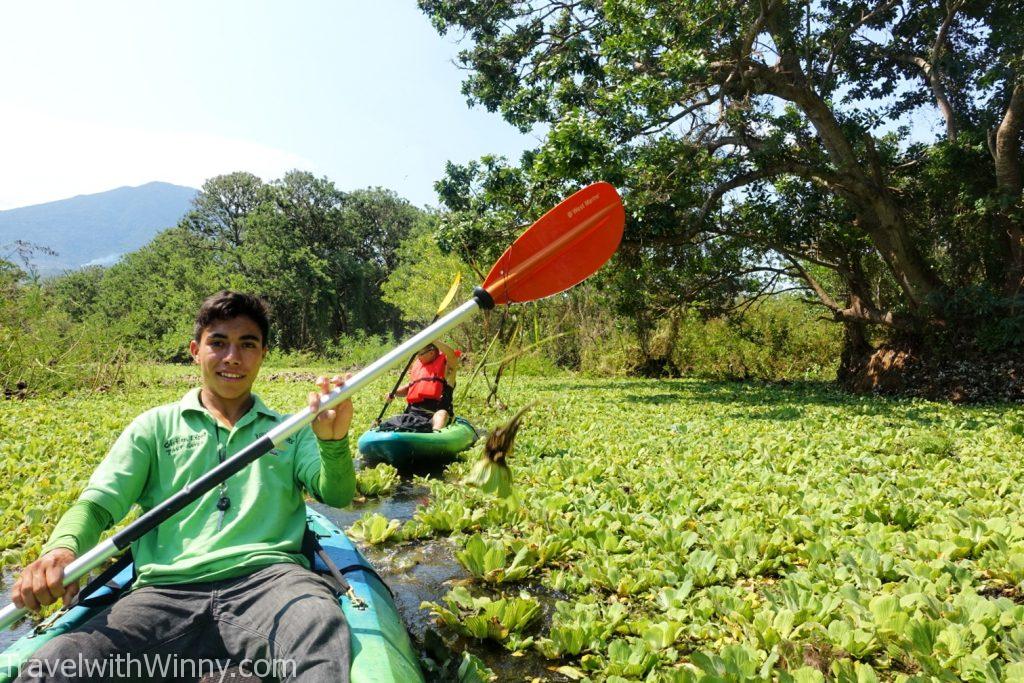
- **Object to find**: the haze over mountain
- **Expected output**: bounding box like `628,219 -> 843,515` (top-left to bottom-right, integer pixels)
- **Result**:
0,182 -> 197,275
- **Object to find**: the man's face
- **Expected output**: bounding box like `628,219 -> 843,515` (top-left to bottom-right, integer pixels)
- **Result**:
189,316 -> 267,401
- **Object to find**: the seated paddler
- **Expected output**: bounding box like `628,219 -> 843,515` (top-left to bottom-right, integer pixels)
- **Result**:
390,339 -> 460,431
9,290 -> 357,682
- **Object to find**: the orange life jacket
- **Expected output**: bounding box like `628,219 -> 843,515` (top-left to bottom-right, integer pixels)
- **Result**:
407,353 -> 448,404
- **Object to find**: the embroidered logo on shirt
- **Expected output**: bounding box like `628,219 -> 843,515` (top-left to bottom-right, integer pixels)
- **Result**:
162,433 -> 208,455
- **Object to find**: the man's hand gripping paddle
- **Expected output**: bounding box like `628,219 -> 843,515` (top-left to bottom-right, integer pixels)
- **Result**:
0,181 -> 625,630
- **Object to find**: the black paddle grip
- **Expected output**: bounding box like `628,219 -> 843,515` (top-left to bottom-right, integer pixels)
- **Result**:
473,286 -> 495,310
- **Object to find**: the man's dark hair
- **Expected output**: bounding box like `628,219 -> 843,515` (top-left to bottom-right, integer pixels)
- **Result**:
194,291 -> 271,346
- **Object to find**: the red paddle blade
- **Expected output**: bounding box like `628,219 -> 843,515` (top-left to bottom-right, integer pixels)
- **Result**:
483,182 -> 625,305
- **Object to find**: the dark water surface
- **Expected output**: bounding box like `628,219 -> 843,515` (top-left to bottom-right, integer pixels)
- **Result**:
315,478 -> 565,681
2,479 -> 562,680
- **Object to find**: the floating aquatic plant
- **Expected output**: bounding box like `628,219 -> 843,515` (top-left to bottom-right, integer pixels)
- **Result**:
462,405 -> 530,498
355,463 -> 399,497
455,534 -> 536,583
8,373 -> 1024,680
414,498 -> 486,534
347,513 -> 401,545
422,586 -> 540,644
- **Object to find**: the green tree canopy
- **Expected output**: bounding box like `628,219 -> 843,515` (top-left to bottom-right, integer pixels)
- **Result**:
420,0 -> 1024,367
91,227 -> 230,360
44,173 -> 425,359
382,213 -> 471,326
230,174 -> 421,349
44,171 -> 425,358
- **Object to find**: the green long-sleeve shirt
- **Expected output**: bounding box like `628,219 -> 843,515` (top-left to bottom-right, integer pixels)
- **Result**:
42,389 -> 355,588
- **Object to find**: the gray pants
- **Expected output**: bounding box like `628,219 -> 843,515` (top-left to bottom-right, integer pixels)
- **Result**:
15,563 -> 350,683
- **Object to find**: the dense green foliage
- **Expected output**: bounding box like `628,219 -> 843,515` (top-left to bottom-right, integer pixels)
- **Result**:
378,215 -> 842,380
0,260 -> 130,395
41,172 -> 423,360
9,369 -> 1019,679
381,216 -> 474,326
407,377 -> 1023,681
4,239 -> 842,398
1,174 -> 434,394
420,0 -> 1024,369
672,298 -> 841,381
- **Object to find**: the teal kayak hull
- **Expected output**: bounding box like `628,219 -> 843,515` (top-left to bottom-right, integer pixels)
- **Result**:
0,508 -> 423,683
358,417 -> 478,467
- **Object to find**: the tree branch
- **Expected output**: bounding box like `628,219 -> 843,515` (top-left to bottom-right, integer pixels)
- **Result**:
784,254 -> 909,327
721,271 -> 783,316
881,1 -> 962,143
696,170 -> 777,224
784,254 -> 841,311
927,0 -> 961,141
627,89 -> 722,139
696,160 -> 849,225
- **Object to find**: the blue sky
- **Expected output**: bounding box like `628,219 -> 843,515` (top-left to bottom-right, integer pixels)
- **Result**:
0,1 -> 540,210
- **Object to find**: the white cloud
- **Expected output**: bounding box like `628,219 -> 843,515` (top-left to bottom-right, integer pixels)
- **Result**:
0,103 -> 314,209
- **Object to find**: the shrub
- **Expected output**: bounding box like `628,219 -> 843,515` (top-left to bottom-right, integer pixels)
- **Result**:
673,297 -> 841,381
0,284 -> 132,395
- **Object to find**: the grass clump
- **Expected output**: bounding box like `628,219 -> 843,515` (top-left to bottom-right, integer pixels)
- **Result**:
0,284 -> 132,396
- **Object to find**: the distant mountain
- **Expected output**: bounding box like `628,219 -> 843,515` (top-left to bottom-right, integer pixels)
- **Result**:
0,182 -> 198,275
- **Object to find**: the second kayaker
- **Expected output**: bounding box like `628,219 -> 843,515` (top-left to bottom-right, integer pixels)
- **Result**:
390,339 -> 460,431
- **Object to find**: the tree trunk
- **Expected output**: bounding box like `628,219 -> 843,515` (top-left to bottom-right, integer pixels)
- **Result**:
994,82 -> 1024,295
765,60 -> 946,309
837,320 -> 873,387
632,312 -> 679,377
860,199 -> 946,308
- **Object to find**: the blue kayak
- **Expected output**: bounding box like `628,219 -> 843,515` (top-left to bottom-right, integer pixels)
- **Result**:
0,508 -> 423,683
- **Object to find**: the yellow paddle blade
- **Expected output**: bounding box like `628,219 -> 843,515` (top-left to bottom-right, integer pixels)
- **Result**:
437,273 -> 462,315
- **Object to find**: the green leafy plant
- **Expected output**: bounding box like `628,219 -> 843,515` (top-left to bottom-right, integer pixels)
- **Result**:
347,513 -> 401,545
590,637 -> 660,679
414,499 -> 485,534
455,651 -> 495,682
535,600 -> 629,659
422,586 -> 540,644
455,534 -> 538,584
7,372 -> 1024,680
355,463 -> 399,497
688,643 -> 761,681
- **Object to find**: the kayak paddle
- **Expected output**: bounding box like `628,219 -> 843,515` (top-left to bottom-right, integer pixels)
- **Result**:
0,181 -> 625,631
372,272 -> 462,427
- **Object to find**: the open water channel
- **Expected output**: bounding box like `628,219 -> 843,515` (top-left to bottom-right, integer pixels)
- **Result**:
317,475 -> 565,681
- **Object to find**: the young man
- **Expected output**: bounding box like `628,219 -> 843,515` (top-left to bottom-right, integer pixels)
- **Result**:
10,291 -> 356,682
391,339 -> 460,431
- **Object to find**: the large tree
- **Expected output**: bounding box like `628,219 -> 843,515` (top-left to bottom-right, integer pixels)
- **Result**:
420,0 -> 1024,379
184,172 -> 421,351
182,171 -> 265,276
